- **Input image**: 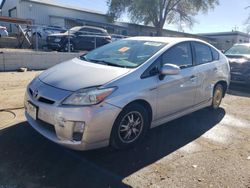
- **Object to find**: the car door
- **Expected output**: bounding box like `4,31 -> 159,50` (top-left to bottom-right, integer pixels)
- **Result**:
191,42 -> 218,105
78,28 -> 95,50
156,42 -> 198,120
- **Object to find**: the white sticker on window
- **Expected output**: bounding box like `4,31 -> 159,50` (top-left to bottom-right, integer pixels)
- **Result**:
144,42 -> 162,46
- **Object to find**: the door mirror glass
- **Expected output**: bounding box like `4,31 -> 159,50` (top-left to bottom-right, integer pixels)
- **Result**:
159,63 -> 180,80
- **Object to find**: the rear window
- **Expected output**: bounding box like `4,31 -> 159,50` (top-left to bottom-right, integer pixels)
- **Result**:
193,42 -> 213,64
80,28 -> 107,35
211,47 -> 219,60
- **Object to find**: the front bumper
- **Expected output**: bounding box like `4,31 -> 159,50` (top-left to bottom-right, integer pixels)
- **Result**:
47,43 -> 62,50
24,86 -> 121,151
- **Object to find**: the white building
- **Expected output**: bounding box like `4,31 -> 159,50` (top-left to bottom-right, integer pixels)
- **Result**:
0,0 -> 216,41
0,0 -> 129,34
199,31 -> 250,51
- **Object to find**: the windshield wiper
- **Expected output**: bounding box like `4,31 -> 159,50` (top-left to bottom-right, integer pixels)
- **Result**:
88,59 -> 130,68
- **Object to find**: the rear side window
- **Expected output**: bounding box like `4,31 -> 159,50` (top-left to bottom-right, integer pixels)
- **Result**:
193,42 -> 213,65
80,28 -> 106,35
162,42 -> 193,68
211,47 -> 220,60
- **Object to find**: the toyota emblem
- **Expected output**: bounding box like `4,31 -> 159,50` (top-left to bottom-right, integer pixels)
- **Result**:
33,89 -> 39,99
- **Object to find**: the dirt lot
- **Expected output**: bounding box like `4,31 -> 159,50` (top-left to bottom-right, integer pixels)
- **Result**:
0,71 -> 250,188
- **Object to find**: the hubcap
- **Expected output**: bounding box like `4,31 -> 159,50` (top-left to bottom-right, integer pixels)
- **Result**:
118,111 -> 144,144
213,87 -> 223,108
65,44 -> 74,51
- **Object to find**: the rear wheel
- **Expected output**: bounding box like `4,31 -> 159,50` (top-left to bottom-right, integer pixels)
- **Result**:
211,83 -> 224,110
110,103 -> 150,149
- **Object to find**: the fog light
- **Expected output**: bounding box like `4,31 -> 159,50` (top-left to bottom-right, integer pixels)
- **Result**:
73,122 -> 85,133
73,122 -> 85,141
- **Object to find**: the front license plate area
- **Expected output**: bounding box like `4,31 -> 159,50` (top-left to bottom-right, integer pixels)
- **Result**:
26,101 -> 38,120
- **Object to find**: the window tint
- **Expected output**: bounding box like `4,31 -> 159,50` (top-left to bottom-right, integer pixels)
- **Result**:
162,42 -> 193,68
211,47 -> 219,60
80,28 -> 104,34
193,42 -> 213,64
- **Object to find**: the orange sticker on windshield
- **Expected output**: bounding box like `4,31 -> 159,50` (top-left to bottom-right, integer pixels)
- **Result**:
118,47 -> 130,53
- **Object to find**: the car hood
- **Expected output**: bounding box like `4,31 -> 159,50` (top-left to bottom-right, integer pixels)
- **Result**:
226,54 -> 250,64
39,58 -> 131,91
226,54 -> 250,60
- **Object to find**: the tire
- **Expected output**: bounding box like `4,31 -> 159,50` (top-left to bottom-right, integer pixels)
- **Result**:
210,83 -> 224,110
110,103 -> 150,150
63,42 -> 75,52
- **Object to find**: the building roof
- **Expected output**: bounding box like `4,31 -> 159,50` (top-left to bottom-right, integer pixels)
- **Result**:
1,0 -> 105,16
0,0 -> 6,9
198,31 -> 250,38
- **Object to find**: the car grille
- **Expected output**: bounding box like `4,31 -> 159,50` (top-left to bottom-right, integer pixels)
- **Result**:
29,88 -> 55,105
37,119 -> 56,134
38,97 -> 55,104
47,36 -> 56,43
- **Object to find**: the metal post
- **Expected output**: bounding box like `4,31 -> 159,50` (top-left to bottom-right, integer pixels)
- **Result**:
68,29 -> 70,53
35,31 -> 38,51
94,36 -> 97,49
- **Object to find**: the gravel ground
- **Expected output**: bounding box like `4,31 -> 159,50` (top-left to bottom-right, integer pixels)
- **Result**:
0,71 -> 250,188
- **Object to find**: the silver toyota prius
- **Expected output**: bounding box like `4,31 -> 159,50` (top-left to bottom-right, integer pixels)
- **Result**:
25,37 -> 230,150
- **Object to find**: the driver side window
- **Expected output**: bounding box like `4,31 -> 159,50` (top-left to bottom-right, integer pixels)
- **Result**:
162,42 -> 193,68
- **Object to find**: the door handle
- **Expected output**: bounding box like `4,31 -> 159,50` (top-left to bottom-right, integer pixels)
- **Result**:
213,67 -> 218,72
190,75 -> 197,82
149,87 -> 158,91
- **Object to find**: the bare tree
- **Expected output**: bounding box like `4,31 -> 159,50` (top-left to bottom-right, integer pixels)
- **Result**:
107,0 -> 219,36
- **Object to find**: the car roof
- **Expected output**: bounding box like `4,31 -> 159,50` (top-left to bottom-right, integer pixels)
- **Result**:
126,36 -> 206,44
233,43 -> 250,46
81,26 -> 107,31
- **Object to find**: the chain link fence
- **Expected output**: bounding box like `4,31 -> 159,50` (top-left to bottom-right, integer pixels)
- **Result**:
0,22 -> 127,52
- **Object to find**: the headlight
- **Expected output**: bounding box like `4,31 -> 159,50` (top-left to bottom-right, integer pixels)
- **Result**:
62,87 -> 117,106
54,38 -> 61,42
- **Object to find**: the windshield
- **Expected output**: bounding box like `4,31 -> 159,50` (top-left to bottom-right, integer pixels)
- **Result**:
69,26 -> 81,33
225,44 -> 250,55
80,39 -> 166,68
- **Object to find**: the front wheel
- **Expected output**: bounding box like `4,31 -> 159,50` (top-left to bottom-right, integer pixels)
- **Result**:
110,103 -> 150,150
211,84 -> 224,110
63,42 -> 75,52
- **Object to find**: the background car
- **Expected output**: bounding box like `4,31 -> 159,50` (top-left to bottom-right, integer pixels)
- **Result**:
24,25 -> 66,40
111,34 -> 127,42
46,26 -> 112,51
0,26 -> 8,37
225,43 -> 250,85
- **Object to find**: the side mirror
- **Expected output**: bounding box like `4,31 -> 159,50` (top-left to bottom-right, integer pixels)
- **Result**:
159,63 -> 180,80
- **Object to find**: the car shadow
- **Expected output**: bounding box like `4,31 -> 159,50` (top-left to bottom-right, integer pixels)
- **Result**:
77,107 -> 225,177
0,108 -> 225,188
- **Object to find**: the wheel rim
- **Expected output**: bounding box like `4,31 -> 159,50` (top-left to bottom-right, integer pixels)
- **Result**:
64,44 -> 74,51
118,111 -> 144,144
213,87 -> 223,108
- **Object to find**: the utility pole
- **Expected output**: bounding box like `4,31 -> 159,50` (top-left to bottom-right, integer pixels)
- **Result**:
232,25 -> 238,32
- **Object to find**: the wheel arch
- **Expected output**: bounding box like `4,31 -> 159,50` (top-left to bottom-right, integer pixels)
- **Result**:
122,99 -> 153,124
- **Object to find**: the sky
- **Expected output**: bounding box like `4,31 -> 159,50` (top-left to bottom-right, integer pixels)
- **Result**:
1,0 -> 250,34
